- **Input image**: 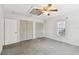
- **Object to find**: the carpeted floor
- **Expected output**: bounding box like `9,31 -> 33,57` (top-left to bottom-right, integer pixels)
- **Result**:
1,37 -> 79,55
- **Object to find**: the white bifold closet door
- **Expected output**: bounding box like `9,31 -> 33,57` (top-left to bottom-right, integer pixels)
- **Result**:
5,19 -> 18,45
36,22 -> 44,38
20,20 -> 33,41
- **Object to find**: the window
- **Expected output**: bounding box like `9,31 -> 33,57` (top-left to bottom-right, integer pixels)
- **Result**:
57,21 -> 65,36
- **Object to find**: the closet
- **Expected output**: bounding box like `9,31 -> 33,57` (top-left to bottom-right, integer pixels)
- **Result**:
20,20 -> 33,41
4,19 -> 44,45
5,19 -> 18,45
36,22 -> 44,38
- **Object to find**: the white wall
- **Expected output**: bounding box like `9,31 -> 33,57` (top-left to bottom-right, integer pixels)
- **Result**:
5,11 -> 44,22
4,8 -> 44,42
44,10 -> 79,46
0,5 -> 4,54
66,11 -> 79,46
4,11 -> 44,44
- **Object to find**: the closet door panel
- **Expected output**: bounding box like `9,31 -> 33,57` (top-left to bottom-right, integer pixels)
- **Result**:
36,22 -> 43,38
20,21 -> 33,41
5,19 -> 18,45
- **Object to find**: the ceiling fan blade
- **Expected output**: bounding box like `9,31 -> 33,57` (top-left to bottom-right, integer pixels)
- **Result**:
50,9 -> 58,11
35,8 -> 43,10
30,8 -> 43,15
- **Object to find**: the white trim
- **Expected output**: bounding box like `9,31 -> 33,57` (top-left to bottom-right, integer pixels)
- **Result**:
33,21 -> 36,39
46,36 -> 79,47
0,46 -> 3,54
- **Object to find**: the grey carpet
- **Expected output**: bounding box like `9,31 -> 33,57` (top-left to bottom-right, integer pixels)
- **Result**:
1,37 -> 79,55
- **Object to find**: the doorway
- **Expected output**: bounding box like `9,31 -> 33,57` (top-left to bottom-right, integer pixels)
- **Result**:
5,19 -> 18,45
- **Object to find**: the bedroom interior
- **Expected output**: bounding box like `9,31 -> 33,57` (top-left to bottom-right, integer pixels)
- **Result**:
0,4 -> 79,55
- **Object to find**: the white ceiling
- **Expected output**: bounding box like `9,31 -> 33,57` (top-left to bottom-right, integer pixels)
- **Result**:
3,4 -> 79,20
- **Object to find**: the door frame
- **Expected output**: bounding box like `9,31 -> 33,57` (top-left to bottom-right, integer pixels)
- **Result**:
4,18 -> 19,45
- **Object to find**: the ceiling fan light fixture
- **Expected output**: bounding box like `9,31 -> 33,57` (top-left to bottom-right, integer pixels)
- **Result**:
30,4 -> 58,16
43,11 -> 49,14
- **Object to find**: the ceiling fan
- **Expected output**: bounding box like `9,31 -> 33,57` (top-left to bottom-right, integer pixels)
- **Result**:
30,4 -> 58,16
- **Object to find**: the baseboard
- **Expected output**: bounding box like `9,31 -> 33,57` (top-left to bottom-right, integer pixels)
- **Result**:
35,37 -> 46,39
3,37 -> 79,50
45,37 -> 79,47
3,37 -> 44,49
3,39 -> 32,49
0,47 -> 3,55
